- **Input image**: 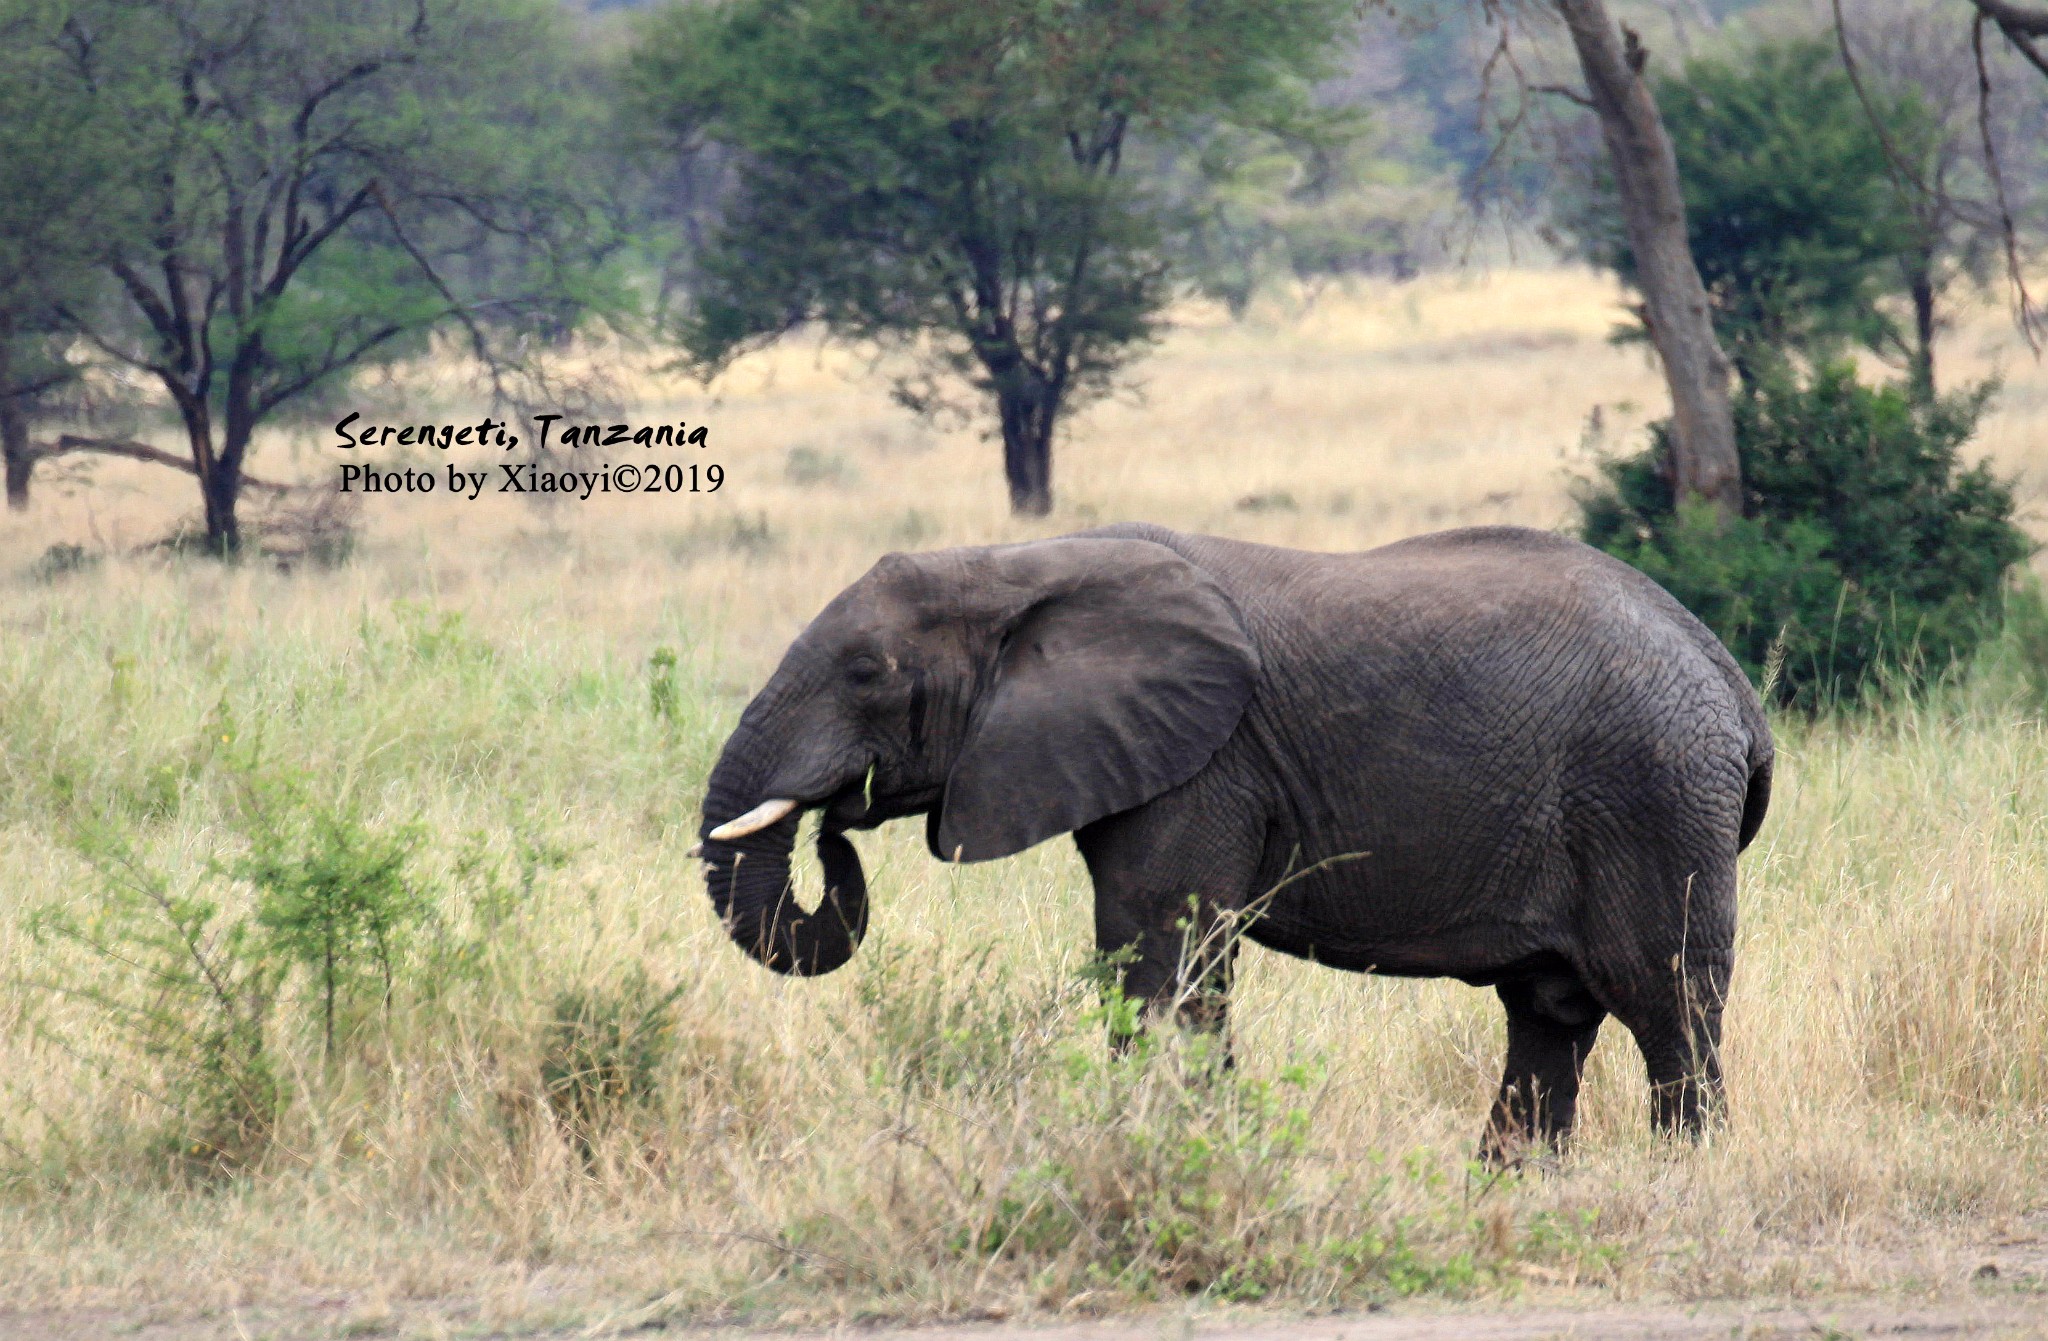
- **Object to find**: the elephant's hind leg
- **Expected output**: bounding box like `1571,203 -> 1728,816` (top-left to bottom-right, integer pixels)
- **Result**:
1587,859 -> 1736,1141
1626,942 -> 1730,1138
1480,974 -> 1605,1167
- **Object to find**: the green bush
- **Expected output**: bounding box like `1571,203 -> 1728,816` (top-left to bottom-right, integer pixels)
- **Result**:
238,780 -> 434,1063
32,830 -> 288,1177
1579,362 -> 2031,710
541,968 -> 682,1155
854,942 -> 1055,1095
647,646 -> 681,725
30,759 -> 440,1175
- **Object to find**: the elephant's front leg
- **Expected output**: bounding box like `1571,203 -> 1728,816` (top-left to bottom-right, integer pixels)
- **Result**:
1073,782 -> 1264,1058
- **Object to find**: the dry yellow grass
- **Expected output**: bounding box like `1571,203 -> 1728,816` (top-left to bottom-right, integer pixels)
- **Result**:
2,265 -> 2047,1333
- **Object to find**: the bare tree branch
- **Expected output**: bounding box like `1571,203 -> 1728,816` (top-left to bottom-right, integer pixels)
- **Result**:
266,184 -> 375,299
252,323 -> 408,421
1998,22 -> 2048,79
1962,0 -> 2048,78
1972,13 -> 2044,352
1832,0 -> 1929,197
1829,0 -> 2002,233
1968,0 -> 2048,37
107,260 -> 182,354
366,182 -> 514,406
1532,82 -> 1595,108
34,435 -> 289,491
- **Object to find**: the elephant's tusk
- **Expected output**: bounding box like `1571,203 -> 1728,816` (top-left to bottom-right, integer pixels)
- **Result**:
685,843 -> 703,859
708,797 -> 799,841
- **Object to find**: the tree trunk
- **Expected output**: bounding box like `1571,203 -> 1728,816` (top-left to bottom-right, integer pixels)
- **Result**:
211,369 -> 261,555
0,338 -> 30,511
1,399 -> 30,512
189,412 -> 245,556
201,459 -> 242,555
998,377 -> 1055,517
1907,262 -> 1938,404
1553,0 -> 1742,518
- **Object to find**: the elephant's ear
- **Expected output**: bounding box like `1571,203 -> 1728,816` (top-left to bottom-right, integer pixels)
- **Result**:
933,539 -> 1259,862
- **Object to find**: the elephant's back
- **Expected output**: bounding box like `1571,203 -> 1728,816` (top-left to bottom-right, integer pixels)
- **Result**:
1117,521 -> 1766,800
1352,527 -> 1740,674
1347,526 -> 1767,763
1121,525 -> 1726,676
1085,519 -> 1764,747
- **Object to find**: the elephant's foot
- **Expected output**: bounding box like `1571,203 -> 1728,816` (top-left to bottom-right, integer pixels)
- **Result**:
1475,1128 -> 1565,1175
1477,1087 -> 1573,1172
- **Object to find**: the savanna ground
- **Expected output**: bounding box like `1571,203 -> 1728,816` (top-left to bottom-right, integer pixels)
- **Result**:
4,267 -> 2048,1339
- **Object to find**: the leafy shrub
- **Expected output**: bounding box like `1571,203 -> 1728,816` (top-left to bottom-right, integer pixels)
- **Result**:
854,942 -> 1054,1094
27,543 -> 98,583
963,1049 -> 1331,1297
237,778 -> 434,1062
31,832 -> 289,1177
785,987 -> 1566,1307
30,761 -> 439,1174
541,968 -> 683,1154
1579,362 -> 2031,709
647,646 -> 680,725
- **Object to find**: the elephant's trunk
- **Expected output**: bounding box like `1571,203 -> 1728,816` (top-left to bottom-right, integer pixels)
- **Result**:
700,752 -> 868,976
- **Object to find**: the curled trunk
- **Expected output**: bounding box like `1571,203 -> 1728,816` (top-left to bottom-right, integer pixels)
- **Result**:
699,807 -> 868,977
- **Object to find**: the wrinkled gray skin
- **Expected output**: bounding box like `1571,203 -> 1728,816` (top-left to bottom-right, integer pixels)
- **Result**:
698,524 -> 1772,1160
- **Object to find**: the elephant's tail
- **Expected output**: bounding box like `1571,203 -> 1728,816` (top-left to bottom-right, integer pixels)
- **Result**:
1736,737 -> 1773,853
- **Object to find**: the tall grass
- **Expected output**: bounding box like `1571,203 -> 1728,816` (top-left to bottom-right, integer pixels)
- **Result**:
2,268 -> 2046,1324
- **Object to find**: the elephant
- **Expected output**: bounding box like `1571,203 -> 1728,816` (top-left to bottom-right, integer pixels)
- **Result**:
695,523 -> 1772,1159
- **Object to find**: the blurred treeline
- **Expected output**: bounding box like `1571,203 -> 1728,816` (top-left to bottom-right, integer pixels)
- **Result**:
0,0 -> 2043,551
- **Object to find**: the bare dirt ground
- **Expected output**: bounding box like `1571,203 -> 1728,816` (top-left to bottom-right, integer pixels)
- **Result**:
3,1296 -> 2046,1341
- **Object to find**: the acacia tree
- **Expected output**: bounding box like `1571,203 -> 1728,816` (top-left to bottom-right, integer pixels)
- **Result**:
634,0 -> 1354,517
1861,0 -> 2048,354
37,0 -> 622,553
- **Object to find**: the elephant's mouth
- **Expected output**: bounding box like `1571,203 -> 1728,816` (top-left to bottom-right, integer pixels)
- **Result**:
693,776 -> 937,855
819,777 -> 943,832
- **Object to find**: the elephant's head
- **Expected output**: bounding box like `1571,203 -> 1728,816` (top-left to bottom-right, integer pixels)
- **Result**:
697,535 -> 1260,975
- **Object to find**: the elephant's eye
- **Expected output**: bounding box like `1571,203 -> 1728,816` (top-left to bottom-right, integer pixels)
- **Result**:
845,657 -> 884,688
